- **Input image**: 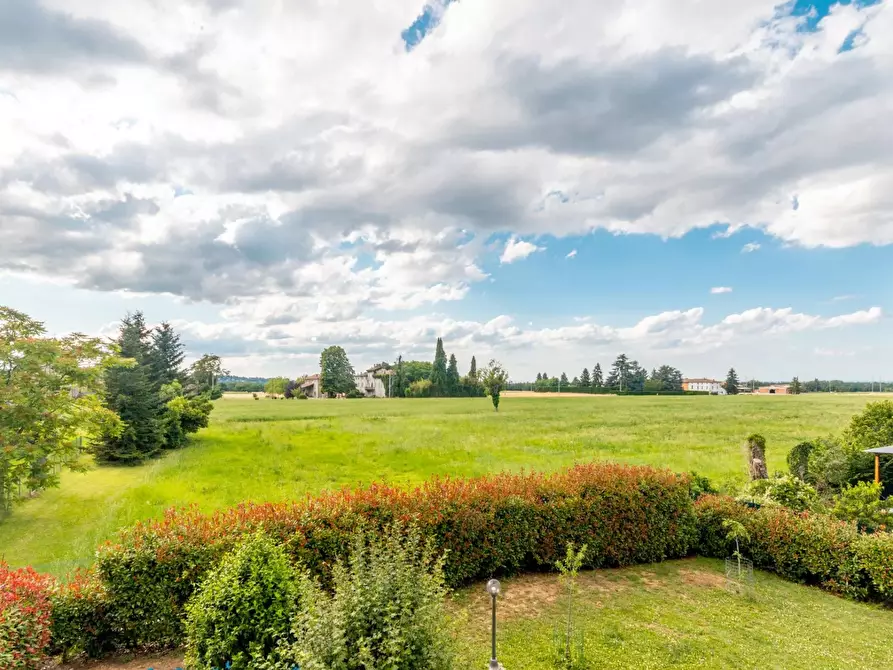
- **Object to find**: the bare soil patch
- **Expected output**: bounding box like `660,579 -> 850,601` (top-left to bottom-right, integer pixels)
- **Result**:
57,652 -> 184,670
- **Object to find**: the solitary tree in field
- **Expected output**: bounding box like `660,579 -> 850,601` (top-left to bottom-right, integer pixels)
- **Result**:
791,377 -> 802,395
320,346 -> 355,397
725,368 -> 740,395
481,360 -> 509,412
580,368 -> 591,387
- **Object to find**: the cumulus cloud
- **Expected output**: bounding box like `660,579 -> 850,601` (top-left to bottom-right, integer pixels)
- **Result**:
710,286 -> 733,294
741,243 -> 761,253
1,0 -> 891,335
500,237 -> 543,264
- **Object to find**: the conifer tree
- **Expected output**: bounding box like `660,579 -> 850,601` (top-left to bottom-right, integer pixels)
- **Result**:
469,356 -> 477,379
148,322 -> 185,388
447,354 -> 460,394
431,338 -> 448,395
592,364 -> 603,388
580,368 -> 591,386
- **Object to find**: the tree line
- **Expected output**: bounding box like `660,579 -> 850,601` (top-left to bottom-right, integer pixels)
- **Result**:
530,354 -> 686,394
0,307 -> 224,514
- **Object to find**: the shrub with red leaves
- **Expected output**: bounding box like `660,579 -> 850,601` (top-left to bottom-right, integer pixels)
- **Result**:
88,462 -> 696,648
0,562 -> 55,669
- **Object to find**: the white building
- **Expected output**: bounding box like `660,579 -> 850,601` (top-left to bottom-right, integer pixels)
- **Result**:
299,366 -> 393,398
682,378 -> 727,395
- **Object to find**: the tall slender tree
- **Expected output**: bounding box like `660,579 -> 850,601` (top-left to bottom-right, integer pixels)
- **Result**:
392,355 -> 406,398
560,372 -> 569,385
791,377 -> 802,395
592,364 -> 603,388
469,356 -> 478,380
446,354 -> 460,394
605,354 -> 630,391
536,372 -> 543,382
580,368 -> 591,387
725,368 -> 740,395
431,337 -> 448,395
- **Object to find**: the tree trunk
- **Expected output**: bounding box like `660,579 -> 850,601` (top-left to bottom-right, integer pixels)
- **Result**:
746,435 -> 769,480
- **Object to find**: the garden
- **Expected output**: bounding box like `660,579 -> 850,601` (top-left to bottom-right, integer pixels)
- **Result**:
4,398 -> 893,668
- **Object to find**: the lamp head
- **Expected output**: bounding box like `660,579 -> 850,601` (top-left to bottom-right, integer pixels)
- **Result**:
486,579 -> 501,596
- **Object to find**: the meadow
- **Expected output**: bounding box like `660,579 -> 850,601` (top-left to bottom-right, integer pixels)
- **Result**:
0,393 -> 878,575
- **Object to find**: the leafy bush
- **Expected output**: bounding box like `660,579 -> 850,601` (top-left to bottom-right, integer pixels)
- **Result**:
787,441 -> 814,481
295,392 -> 307,400
86,463 -> 695,649
0,563 -> 54,669
807,436 -> 855,492
844,401 -> 893,486
688,472 -> 718,500
405,379 -> 433,397
185,532 -> 298,670
695,496 -> 868,599
49,570 -> 114,660
345,388 -> 363,399
832,482 -> 887,532
738,474 -> 819,512
272,526 -> 454,670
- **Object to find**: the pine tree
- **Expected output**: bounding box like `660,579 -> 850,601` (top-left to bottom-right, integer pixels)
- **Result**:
605,354 -> 630,390
536,372 -> 543,382
791,376 -> 802,395
725,368 -> 740,395
393,355 -> 406,398
431,338 -> 448,395
469,356 -> 477,379
447,354 -> 460,395
580,368 -> 591,387
148,322 -> 185,389
592,364 -> 603,388
96,313 -> 164,463
560,372 -> 569,385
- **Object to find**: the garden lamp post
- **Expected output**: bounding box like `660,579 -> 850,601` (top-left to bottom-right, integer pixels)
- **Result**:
487,579 -> 504,670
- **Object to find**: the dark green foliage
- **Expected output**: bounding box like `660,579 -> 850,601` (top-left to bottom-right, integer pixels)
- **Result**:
185,533 -> 298,670
189,354 -> 228,397
592,364 -> 603,388
791,376 -> 802,394
725,368 -> 740,395
49,571 -> 115,660
147,322 -> 185,388
832,482 -> 886,532
275,526 -> 455,670
648,365 -> 683,392
787,441 -> 814,481
446,353 -> 460,393
96,357 -> 164,463
345,388 -> 364,399
320,346 -> 355,397
431,337 -> 447,394
560,372 -> 569,385
580,368 -> 591,387
688,472 -> 718,500
468,355 -> 477,379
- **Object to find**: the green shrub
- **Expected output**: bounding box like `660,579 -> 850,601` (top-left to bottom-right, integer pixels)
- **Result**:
345,388 -> 363,399
185,532 -> 298,670
787,441 -> 814,481
405,379 -> 433,397
276,525 -> 454,670
853,532 -> 893,600
86,463 -> 695,649
807,436 -> 854,492
49,570 -> 114,660
688,472 -> 718,500
844,401 -> 893,487
832,482 -> 887,532
738,474 -> 819,512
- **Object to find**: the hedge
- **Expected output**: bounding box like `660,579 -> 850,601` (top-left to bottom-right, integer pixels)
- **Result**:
50,463 -> 696,652
694,495 -> 893,600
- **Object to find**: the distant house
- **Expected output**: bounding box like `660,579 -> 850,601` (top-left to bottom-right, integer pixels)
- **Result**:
682,378 -> 727,395
299,367 -> 393,399
754,384 -> 791,395
300,374 -> 322,398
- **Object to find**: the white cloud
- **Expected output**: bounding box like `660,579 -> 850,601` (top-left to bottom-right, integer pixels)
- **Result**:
814,347 -> 856,357
741,243 -> 761,253
500,237 -> 543,264
710,286 -> 733,294
566,249 -> 577,259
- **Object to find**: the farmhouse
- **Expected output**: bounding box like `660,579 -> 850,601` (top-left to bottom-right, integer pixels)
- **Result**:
299,366 -> 393,398
754,384 -> 792,395
682,378 -> 727,395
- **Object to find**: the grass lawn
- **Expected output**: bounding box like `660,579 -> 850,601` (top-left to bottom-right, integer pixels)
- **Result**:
0,393 -> 879,574
56,558 -> 893,670
454,558 -> 893,669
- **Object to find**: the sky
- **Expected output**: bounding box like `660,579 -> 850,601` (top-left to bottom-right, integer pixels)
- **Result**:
0,0 -> 891,382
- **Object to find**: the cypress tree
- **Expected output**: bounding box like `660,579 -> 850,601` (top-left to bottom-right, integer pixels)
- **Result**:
469,356 -> 477,379
447,354 -> 460,394
431,338 -> 448,395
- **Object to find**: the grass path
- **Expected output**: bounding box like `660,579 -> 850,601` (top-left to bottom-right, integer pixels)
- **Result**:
0,394 -> 876,573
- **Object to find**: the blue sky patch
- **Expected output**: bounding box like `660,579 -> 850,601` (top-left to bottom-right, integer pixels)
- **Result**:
402,0 -> 456,51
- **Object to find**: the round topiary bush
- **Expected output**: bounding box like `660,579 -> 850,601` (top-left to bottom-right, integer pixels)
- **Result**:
184,532 -> 298,670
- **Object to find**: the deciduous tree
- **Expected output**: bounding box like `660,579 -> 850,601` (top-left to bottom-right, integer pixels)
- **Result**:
320,346 -> 355,397
1,307 -> 123,512
481,360 -> 509,412
791,377 -> 802,395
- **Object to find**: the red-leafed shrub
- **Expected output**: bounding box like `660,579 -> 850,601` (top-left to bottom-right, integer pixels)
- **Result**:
49,569 -> 115,660
90,463 -> 696,648
694,495 -> 870,599
0,563 -> 55,669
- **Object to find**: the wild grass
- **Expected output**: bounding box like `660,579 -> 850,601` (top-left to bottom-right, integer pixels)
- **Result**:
0,394 -> 877,574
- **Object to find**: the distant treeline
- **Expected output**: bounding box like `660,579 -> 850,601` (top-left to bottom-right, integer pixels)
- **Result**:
220,380 -> 267,392
748,379 -> 889,393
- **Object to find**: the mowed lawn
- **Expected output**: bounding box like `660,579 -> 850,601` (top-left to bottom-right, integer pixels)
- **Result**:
0,393 -> 878,574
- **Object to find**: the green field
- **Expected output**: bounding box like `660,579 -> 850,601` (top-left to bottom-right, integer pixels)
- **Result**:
0,393 -> 878,575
